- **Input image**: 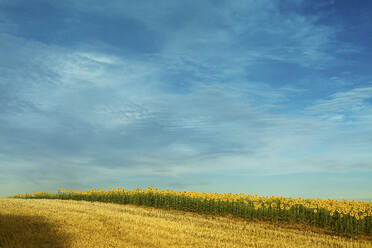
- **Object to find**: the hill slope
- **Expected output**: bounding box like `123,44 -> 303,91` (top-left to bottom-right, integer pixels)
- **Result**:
0,198 -> 371,248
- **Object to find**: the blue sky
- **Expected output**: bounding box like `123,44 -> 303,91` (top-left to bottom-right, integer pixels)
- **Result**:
1,0 -> 371,200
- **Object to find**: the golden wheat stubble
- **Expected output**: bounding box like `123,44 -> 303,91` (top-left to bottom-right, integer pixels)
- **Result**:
0,198 -> 371,248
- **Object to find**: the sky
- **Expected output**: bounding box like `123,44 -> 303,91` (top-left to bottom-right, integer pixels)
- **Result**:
0,0 -> 371,200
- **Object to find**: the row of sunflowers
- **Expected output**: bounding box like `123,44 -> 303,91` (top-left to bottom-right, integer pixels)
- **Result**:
13,186 -> 372,236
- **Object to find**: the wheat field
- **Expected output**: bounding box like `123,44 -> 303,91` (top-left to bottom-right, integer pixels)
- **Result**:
0,198 -> 371,248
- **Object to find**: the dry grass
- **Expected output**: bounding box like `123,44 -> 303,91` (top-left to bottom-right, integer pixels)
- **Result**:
0,198 -> 371,248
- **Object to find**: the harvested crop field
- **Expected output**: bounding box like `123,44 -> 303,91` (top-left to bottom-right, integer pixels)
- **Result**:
0,198 -> 371,248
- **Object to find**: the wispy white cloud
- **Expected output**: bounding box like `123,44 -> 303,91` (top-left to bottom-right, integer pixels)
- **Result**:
0,0 -> 371,198
307,86 -> 372,114
1,36 -> 368,169
57,0 -> 346,70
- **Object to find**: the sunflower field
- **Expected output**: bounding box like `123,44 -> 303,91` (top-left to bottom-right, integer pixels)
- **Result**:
12,187 -> 372,237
